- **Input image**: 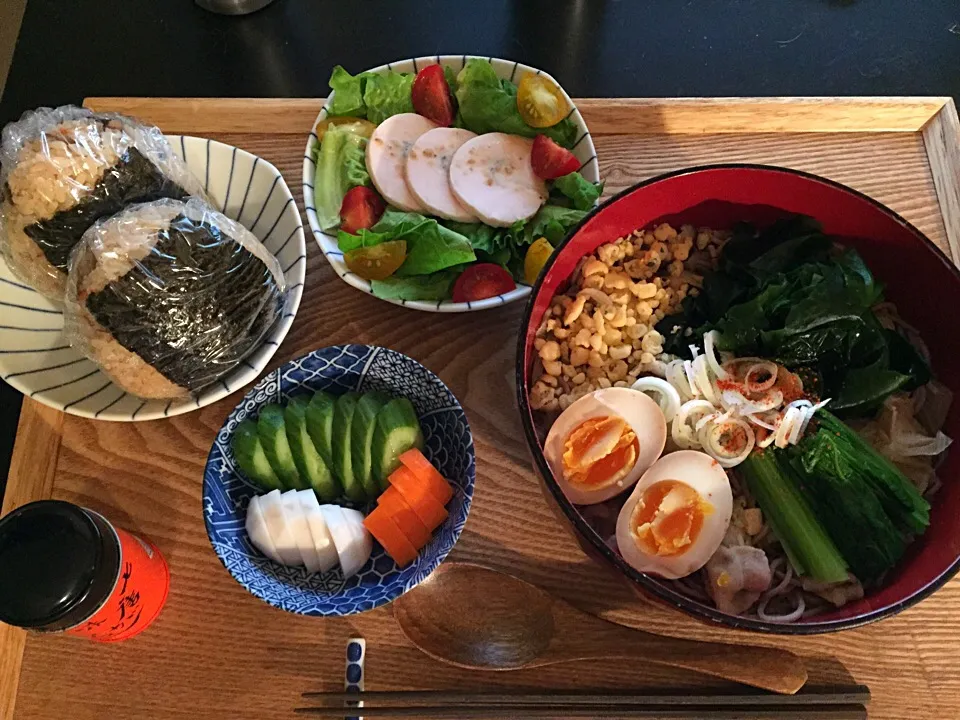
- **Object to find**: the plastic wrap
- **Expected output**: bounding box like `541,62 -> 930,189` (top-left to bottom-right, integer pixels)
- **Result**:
0,105 -> 206,299
64,198 -> 286,400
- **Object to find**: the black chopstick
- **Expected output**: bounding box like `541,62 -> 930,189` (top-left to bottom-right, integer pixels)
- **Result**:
294,704 -> 867,719
296,686 -> 870,718
301,686 -> 870,707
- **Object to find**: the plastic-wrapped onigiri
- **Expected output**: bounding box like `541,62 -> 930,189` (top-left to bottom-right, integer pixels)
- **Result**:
64,198 -> 286,400
0,105 -> 205,298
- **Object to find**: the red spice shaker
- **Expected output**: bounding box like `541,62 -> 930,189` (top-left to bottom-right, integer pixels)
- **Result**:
0,500 -> 169,642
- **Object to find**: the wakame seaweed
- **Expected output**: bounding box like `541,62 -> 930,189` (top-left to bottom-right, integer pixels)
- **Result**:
24,147 -> 189,272
85,213 -> 283,390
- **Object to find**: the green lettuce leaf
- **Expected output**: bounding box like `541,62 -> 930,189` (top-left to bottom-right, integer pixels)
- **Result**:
363,73 -> 415,125
372,211 -> 476,276
327,66 -> 371,117
552,172 -> 602,211
337,228 -> 389,253
342,139 -> 370,190
522,205 -> 586,245
455,59 -> 578,148
339,210 -> 477,277
371,270 -> 460,301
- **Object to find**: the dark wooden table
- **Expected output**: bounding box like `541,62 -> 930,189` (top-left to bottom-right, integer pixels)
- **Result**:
0,0 -> 959,491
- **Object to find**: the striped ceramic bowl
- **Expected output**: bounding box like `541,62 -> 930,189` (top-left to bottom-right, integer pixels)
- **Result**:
302,55 -> 599,313
0,136 -> 306,421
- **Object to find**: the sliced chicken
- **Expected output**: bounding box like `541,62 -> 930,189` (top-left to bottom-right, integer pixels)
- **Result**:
366,113 -> 437,212
449,133 -> 547,227
405,128 -> 478,222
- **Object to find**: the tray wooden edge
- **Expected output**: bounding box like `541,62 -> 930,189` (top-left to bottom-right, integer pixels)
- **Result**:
83,96 -> 950,135
1,94 -> 957,720
922,99 -> 960,263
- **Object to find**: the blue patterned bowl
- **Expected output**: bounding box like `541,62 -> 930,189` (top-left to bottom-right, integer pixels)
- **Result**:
202,345 -> 476,616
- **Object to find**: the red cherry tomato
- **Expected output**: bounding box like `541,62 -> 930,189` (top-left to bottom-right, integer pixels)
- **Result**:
340,186 -> 386,234
411,65 -> 456,127
530,134 -> 580,180
452,263 -> 517,303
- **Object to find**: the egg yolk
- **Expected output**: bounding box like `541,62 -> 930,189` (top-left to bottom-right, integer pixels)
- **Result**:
630,480 -> 712,557
562,416 -> 639,489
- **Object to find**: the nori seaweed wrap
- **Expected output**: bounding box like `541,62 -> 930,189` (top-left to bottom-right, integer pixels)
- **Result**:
64,198 -> 286,400
0,105 -> 206,298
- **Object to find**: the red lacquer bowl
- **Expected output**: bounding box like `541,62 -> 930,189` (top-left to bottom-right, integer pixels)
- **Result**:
516,164 -> 960,634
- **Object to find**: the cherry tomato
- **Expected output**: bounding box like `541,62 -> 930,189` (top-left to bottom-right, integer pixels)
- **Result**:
344,240 -> 407,281
412,65 -> 456,127
452,263 -> 517,303
523,237 -> 554,285
340,186 -> 386,234
516,75 -> 569,128
530,134 -> 580,180
314,117 -> 376,141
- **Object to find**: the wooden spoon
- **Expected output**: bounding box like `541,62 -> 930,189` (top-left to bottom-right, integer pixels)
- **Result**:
393,563 -> 807,695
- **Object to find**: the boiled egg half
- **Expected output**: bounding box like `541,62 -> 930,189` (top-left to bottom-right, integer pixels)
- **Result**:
544,388 -> 667,505
615,450 -> 732,579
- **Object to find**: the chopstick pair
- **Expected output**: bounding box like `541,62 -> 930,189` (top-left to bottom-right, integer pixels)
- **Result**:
297,686 -> 870,719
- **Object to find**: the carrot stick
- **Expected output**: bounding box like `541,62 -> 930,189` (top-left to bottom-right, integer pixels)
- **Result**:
398,448 -> 453,505
363,507 -> 418,567
388,467 -> 448,531
378,490 -> 432,549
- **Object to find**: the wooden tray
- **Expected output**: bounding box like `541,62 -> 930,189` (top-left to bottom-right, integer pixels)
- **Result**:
3,96 -> 959,720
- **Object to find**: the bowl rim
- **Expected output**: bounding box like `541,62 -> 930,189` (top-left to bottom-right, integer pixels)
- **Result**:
515,162 -> 960,634
300,54 -> 598,313
202,343 -> 477,617
0,135 -> 306,422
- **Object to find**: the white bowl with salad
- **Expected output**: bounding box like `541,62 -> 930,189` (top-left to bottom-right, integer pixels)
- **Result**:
303,56 -> 600,312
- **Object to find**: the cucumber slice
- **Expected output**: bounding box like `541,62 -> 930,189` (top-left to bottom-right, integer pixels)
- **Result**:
285,396 -> 340,501
332,392 -> 365,502
372,397 -> 425,491
306,391 -> 336,468
232,418 -> 282,491
351,392 -> 390,501
258,404 -> 305,490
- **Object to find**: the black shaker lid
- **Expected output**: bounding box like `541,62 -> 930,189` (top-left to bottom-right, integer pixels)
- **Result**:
0,500 -> 119,630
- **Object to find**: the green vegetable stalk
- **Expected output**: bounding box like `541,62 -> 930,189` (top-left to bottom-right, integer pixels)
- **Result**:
740,450 -> 849,584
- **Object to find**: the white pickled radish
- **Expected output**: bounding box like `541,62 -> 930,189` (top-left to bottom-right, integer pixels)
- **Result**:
630,377 -> 682,421
704,331 -> 729,380
281,490 -> 325,573
258,489 -> 303,566
318,505 -> 364,578
339,507 -> 374,577
245,495 -> 283,564
297,490 -> 339,572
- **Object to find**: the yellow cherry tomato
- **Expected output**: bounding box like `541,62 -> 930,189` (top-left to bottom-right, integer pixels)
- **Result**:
517,75 -> 569,128
315,117 -> 376,141
524,237 -> 554,285
345,240 -> 407,281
